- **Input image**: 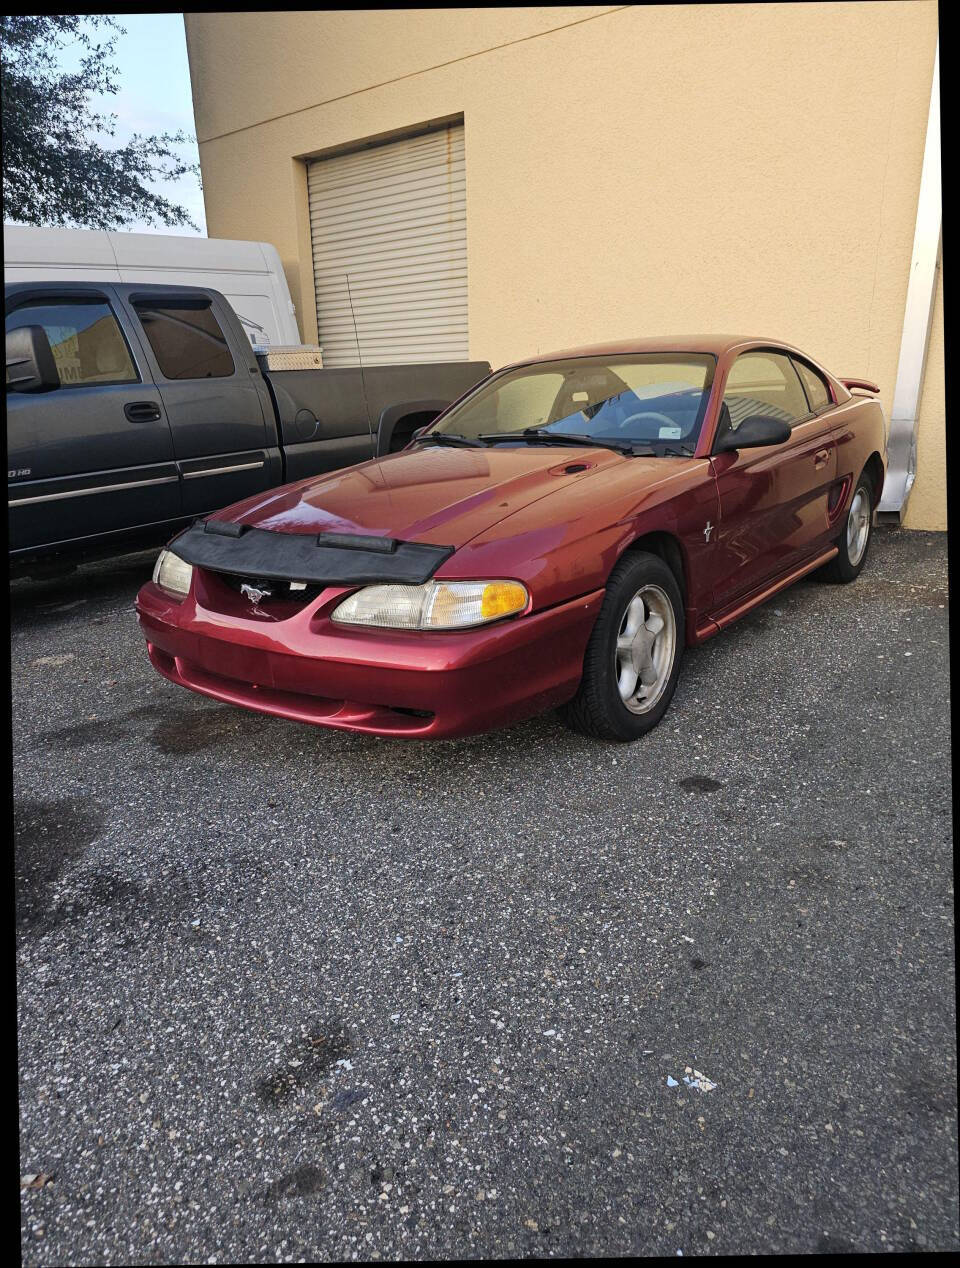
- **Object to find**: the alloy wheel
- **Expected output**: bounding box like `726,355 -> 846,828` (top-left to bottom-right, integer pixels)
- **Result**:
847,486 -> 870,566
614,584 -> 677,714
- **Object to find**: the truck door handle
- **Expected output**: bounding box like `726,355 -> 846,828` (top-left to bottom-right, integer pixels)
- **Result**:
124,401 -> 162,423
814,447 -> 830,468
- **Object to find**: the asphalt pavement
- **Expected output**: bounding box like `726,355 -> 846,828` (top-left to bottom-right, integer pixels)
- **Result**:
13,527 -> 957,1261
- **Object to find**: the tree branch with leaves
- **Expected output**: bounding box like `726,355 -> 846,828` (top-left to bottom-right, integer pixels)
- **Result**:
1,14 -> 201,230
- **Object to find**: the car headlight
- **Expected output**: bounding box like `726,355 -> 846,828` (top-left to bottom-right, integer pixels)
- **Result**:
331,579 -> 529,630
152,549 -> 193,599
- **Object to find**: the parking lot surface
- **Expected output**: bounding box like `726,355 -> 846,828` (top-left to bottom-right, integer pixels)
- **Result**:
14,527 -> 957,1261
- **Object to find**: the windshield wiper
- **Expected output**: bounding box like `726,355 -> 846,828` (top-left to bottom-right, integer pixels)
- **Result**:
414,432 -> 486,448
478,428 -> 654,456
658,443 -> 697,457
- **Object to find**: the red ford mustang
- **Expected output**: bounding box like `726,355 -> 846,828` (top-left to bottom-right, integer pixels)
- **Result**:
136,336 -> 886,741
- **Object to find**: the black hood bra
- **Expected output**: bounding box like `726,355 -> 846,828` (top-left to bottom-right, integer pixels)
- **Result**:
171,519 -> 455,586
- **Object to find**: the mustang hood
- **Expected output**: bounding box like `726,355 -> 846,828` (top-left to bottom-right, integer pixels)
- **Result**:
208,445 -> 638,549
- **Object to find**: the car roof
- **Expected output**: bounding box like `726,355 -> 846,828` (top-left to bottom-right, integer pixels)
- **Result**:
501,335 -> 811,367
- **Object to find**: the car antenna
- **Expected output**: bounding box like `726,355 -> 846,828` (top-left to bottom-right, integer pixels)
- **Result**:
346,272 -> 375,456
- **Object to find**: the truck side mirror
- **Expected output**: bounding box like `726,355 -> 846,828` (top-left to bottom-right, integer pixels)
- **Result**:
5,325 -> 60,392
713,413 -> 791,454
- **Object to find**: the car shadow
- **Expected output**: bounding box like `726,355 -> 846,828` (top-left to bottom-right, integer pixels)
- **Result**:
9,549 -> 157,626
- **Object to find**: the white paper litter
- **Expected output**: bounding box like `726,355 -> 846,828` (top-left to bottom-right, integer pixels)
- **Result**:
681,1068 -> 717,1093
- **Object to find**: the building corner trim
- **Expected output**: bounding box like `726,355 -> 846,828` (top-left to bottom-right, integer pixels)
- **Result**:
879,40 -> 941,518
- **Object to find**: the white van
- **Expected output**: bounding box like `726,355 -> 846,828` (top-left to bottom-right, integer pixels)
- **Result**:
2,224 -> 301,348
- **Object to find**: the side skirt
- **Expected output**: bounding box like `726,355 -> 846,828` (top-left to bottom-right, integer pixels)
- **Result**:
690,545 -> 839,645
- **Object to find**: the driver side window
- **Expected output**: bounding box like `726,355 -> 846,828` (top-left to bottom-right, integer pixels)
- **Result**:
5,299 -> 138,388
723,351 -> 810,431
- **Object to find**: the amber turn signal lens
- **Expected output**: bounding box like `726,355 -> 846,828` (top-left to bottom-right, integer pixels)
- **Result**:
479,580 -> 528,620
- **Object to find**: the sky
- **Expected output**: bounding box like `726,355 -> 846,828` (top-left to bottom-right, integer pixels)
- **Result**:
57,12 -> 206,235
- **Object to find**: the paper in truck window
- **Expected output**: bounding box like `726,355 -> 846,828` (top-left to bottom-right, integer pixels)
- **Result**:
659,425 -> 683,439
5,300 -> 137,386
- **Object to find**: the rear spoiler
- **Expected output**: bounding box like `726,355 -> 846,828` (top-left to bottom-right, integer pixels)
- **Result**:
840,377 -> 880,394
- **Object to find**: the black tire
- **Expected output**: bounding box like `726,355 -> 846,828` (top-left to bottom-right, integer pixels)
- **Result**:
819,469 -> 874,583
560,551 -> 685,741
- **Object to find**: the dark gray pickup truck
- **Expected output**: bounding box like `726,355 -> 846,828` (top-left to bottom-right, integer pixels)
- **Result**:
5,281 -> 489,573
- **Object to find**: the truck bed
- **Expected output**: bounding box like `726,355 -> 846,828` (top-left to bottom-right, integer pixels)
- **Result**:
263,359 -> 491,481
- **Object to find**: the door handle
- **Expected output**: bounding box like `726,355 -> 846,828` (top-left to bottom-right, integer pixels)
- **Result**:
124,401 -> 162,423
813,447 -> 830,468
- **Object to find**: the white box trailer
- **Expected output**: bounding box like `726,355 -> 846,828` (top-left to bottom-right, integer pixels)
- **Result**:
2,224 -> 302,349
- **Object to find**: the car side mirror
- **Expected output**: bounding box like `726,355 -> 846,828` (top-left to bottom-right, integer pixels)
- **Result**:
713,413 -> 791,454
5,325 -> 60,392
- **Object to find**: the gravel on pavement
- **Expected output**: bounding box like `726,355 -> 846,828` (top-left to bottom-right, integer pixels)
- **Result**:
14,526 -> 957,1261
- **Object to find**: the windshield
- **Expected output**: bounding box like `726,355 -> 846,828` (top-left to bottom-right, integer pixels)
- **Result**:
432,354 -> 716,452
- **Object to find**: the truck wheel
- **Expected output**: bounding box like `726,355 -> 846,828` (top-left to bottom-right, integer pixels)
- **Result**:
560,551 -> 685,741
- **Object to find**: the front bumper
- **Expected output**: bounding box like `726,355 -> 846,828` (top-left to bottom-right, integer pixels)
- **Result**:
135,575 -> 604,739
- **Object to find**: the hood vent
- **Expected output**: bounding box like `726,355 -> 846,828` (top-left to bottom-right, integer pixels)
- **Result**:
548,458 -> 596,477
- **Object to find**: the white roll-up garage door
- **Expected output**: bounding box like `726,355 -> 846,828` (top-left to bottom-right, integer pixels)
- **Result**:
307,124 -> 468,367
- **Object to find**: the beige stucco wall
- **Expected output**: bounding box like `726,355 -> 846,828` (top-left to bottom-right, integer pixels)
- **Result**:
185,3 -> 944,527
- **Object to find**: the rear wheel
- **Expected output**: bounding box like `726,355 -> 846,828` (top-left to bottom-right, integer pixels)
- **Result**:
820,470 -> 874,583
560,551 -> 684,741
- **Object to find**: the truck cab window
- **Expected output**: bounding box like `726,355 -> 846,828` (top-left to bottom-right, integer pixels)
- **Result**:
134,302 -> 235,380
6,300 -> 137,388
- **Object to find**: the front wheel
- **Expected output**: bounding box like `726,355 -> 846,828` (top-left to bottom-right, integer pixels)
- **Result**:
820,470 -> 874,583
560,551 -> 684,741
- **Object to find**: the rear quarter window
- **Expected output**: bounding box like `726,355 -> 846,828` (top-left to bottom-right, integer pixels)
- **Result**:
792,358 -> 832,412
